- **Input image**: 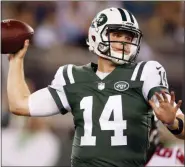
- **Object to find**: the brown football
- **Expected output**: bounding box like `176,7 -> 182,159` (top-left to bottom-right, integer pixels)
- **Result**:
1,19 -> 34,54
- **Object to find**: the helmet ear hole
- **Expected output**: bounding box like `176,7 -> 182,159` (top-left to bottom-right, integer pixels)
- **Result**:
92,35 -> 96,42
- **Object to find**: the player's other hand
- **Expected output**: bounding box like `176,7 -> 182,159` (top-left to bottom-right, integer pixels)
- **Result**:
8,40 -> 29,61
149,91 -> 182,125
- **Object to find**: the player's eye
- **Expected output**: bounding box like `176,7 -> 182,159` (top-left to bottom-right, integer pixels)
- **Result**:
125,36 -> 132,42
112,32 -> 123,37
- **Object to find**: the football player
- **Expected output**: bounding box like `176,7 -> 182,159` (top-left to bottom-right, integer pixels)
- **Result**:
146,115 -> 184,166
7,7 -> 184,167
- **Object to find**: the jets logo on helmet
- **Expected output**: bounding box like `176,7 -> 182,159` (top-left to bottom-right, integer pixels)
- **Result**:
91,13 -> 108,29
87,7 -> 143,65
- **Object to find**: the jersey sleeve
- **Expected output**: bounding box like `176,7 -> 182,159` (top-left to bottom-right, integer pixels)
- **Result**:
48,65 -> 71,115
141,61 -> 169,101
28,88 -> 60,116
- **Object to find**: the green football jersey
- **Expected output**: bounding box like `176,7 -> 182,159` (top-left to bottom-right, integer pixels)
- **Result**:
48,61 -> 169,167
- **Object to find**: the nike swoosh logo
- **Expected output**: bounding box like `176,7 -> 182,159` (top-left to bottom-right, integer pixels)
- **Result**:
156,66 -> 162,70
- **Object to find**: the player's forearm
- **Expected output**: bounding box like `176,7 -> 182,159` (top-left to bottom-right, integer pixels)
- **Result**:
166,114 -> 184,139
7,58 -> 30,115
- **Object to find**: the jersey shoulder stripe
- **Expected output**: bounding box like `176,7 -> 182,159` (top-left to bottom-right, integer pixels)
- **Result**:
63,64 -> 75,85
131,61 -> 146,81
136,61 -> 146,80
63,65 -> 70,85
67,64 -> 75,84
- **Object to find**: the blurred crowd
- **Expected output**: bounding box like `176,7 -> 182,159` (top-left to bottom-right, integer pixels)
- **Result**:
1,1 -> 184,166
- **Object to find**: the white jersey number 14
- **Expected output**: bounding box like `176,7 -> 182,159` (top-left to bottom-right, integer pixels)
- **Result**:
80,95 -> 127,146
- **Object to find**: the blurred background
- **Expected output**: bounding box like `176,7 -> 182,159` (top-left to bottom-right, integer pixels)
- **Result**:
1,1 -> 184,166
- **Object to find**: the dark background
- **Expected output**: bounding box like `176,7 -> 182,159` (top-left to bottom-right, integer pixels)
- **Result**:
1,1 -> 184,166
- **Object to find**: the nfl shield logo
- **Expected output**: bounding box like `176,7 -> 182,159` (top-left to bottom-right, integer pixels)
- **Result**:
98,82 -> 105,90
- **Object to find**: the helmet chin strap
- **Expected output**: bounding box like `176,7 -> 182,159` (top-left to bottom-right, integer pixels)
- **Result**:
97,44 -> 137,65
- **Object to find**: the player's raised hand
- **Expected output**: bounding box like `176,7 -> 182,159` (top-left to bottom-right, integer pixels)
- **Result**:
149,91 -> 182,125
8,40 -> 29,61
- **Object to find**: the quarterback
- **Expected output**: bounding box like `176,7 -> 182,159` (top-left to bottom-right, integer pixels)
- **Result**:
7,8 -> 184,167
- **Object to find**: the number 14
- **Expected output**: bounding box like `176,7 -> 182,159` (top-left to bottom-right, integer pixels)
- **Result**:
80,95 -> 127,146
